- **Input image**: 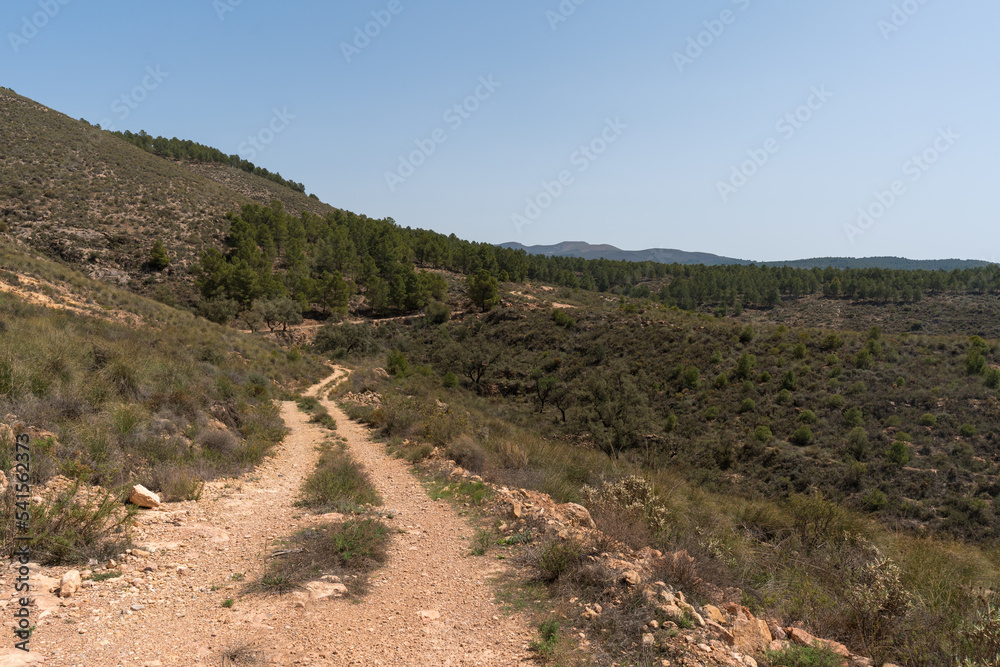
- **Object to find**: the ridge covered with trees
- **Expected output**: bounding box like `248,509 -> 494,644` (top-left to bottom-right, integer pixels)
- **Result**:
107,128 -> 307,194
192,201 -> 1000,330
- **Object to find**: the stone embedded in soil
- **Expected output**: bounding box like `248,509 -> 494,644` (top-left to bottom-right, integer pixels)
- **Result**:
129,484 -> 161,508
57,569 -> 81,598
304,581 -> 348,600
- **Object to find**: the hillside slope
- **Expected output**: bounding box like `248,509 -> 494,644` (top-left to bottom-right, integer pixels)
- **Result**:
0,88 -> 330,298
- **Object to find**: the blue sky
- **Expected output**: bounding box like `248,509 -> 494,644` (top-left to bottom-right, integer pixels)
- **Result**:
3,0 -> 998,261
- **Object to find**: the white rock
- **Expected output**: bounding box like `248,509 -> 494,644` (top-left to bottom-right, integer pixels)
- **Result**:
304,581 -> 347,601
129,484 -> 161,509
58,569 -> 82,598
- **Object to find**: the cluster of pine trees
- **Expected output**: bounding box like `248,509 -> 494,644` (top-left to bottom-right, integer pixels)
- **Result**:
194,202 -> 448,323
110,129 -> 307,193
194,201 -> 1000,324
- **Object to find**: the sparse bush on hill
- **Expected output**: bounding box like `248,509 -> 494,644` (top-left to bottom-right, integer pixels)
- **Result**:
0,284 -> 325,563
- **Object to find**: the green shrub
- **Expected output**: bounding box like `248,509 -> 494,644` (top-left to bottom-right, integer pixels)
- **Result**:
887,440 -> 911,466
985,367 -> 1000,389
14,483 -> 137,564
781,370 -> 798,391
386,350 -> 408,377
739,398 -> 756,414
758,371 -> 772,383
847,380 -> 867,395
665,414 -> 678,432
967,350 -> 987,376
763,642 -> 846,667
552,309 -> 575,328
790,427 -> 814,446
854,350 -> 873,370
704,406 -> 720,421
753,425 -> 773,443
820,334 -> 844,351
424,300 -> 450,324
735,353 -> 756,380
777,389 -> 793,405
530,619 -> 561,659
919,413 -> 937,426
442,371 -> 458,388
862,489 -> 887,511
847,427 -> 870,461
329,518 -> 391,568
300,445 -> 382,511
799,410 -> 818,424
679,366 -> 701,390
843,406 -> 864,427
534,539 -> 582,583
960,423 -> 977,437
714,372 -> 729,389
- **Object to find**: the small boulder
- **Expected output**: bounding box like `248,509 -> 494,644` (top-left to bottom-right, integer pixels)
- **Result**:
731,611 -> 771,655
621,570 -> 641,586
58,570 -> 82,598
129,484 -> 161,509
558,502 -> 596,529
659,603 -> 684,620
702,603 -> 727,625
418,609 -> 441,623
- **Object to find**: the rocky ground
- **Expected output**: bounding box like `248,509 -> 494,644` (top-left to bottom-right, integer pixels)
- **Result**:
1,371 -> 535,666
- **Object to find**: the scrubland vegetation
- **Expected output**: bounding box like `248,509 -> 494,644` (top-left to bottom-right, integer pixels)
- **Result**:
327,305 -> 1000,665
0,271 -> 327,563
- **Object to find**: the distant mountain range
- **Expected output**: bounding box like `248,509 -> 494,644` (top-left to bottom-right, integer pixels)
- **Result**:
498,242 -> 992,271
